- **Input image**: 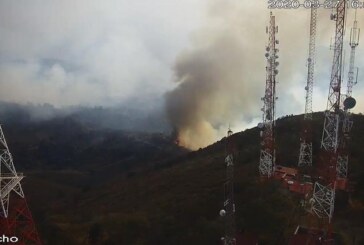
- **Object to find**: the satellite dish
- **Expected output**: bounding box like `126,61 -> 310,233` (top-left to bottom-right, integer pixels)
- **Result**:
344,97 -> 356,110
258,123 -> 264,129
219,209 -> 226,217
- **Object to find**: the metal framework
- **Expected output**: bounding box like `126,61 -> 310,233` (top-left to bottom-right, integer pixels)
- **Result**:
0,125 -> 42,244
337,13 -> 360,178
310,182 -> 335,223
320,1 -> 346,152
298,6 -> 317,167
0,125 -> 24,218
259,12 -> 279,178
312,0 -> 347,224
220,128 -> 236,245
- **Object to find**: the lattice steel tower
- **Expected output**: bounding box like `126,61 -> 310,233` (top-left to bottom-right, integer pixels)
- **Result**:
298,5 -> 317,167
311,1 -> 347,231
337,12 -> 359,179
259,12 -> 279,178
258,12 -> 279,178
220,128 -> 236,245
0,125 -> 42,244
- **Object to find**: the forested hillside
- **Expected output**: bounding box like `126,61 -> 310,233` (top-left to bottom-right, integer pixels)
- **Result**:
4,111 -> 364,244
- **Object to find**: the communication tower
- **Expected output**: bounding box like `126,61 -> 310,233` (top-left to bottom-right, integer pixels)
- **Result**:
0,125 -> 42,244
298,5 -> 317,167
220,128 -> 236,245
259,12 -> 279,178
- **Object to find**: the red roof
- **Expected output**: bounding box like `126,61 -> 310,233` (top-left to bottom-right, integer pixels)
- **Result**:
275,165 -> 298,176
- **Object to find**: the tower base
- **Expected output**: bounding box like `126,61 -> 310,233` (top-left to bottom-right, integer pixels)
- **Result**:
0,196 -> 42,245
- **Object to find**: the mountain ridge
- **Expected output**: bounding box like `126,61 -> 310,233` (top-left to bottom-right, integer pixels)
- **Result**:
3,110 -> 364,244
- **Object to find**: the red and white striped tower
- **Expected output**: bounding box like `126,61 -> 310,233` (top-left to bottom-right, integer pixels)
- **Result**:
0,124 -> 42,245
259,12 -> 279,178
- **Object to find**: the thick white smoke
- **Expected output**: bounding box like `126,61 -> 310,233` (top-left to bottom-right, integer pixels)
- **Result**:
165,0 -> 364,150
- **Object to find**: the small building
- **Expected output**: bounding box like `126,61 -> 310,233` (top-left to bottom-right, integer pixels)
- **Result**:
274,165 -> 313,195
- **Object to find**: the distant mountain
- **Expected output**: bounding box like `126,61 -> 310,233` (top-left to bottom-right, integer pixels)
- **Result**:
3,109 -> 364,244
0,101 -> 171,133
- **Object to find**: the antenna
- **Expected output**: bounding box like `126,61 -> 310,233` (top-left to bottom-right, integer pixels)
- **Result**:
0,125 -> 42,244
338,8 -> 360,180
220,128 -> 236,245
312,0 -> 347,236
259,12 -> 279,178
298,5 -> 317,167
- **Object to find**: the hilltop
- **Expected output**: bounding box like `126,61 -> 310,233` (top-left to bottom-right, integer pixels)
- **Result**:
4,109 -> 364,244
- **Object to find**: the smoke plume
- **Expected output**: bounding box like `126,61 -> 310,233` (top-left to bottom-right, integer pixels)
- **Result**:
165,31 -> 261,150
165,0 -> 364,150
165,1 -> 265,150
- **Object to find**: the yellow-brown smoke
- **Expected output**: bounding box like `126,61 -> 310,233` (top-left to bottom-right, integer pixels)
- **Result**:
165,0 -> 363,150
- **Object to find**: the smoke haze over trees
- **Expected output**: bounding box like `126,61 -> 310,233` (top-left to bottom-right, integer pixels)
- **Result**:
165,0 -> 364,149
0,0 -> 363,149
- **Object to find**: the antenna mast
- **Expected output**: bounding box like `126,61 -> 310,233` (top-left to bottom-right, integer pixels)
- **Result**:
220,127 -> 236,245
298,5 -> 317,167
346,11 -> 359,98
0,125 -> 42,244
259,12 -> 279,178
337,11 -> 360,181
311,0 -> 347,235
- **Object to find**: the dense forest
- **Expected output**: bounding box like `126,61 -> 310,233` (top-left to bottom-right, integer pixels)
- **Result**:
3,106 -> 364,244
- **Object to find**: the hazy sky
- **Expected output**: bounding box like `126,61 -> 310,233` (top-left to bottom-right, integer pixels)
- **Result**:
162,0 -> 364,148
0,0 -> 209,106
0,0 -> 363,140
